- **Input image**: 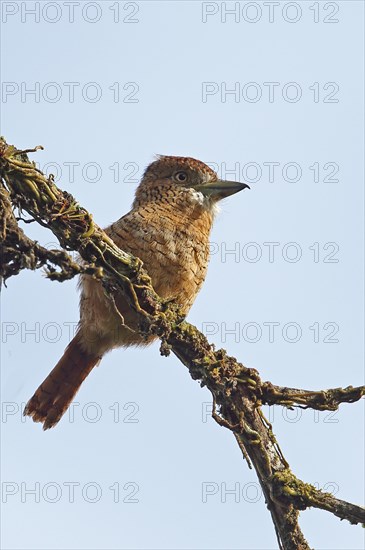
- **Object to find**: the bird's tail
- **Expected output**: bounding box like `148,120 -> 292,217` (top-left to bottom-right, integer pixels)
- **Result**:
24,335 -> 101,430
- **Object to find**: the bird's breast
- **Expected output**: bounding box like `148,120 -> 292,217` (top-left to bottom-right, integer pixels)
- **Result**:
110,200 -> 214,312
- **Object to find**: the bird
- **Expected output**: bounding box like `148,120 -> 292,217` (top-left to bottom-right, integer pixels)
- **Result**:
24,155 -> 249,429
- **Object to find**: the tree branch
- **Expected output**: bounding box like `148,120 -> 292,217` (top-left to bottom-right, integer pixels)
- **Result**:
271,470 -> 365,525
1,138 -> 364,549
261,382 -> 365,411
0,185 -> 100,283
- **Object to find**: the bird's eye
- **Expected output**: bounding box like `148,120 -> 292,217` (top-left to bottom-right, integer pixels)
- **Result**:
174,171 -> 187,183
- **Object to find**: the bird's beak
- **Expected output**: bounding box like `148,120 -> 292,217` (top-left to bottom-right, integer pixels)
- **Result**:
193,179 -> 250,200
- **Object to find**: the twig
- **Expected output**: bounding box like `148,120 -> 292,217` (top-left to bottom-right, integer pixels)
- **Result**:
262,382 -> 365,411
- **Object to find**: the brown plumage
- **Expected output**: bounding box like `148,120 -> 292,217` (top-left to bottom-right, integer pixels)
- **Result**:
24,156 -> 249,429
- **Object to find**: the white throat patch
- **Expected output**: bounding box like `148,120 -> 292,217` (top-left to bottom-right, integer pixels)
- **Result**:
186,188 -> 220,215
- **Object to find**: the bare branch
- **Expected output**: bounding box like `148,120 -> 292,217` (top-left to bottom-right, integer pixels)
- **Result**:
261,382 -> 365,411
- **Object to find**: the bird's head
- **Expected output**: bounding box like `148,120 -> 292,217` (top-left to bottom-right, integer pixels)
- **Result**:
133,155 -> 249,209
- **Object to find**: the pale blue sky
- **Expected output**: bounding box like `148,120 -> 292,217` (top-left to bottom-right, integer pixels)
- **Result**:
1,1 -> 364,549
